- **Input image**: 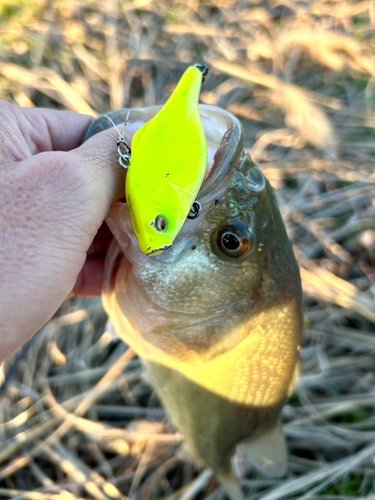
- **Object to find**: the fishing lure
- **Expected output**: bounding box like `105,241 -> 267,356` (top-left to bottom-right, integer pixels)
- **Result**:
125,64 -> 209,255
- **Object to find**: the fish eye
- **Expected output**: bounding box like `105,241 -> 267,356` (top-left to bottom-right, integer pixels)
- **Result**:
155,215 -> 167,232
213,220 -> 252,258
221,232 -> 241,252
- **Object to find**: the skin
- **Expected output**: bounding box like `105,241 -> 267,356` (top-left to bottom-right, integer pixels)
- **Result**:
0,102 -> 125,362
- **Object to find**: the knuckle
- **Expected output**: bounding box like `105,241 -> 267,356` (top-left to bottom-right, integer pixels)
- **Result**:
78,128 -> 119,171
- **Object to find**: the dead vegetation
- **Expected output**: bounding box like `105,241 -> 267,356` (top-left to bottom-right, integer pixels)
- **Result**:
1,0 -> 375,498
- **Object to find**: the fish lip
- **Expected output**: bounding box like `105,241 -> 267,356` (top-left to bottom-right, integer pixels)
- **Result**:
146,244 -> 173,256
196,105 -> 243,201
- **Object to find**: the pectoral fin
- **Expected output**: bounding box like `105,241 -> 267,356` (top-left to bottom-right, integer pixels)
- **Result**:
236,421 -> 287,478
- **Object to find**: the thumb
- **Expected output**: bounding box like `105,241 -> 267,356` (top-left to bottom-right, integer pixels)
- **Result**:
72,127 -> 127,211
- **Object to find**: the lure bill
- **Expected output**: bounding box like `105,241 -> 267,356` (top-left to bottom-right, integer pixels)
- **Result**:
125,64 -> 209,255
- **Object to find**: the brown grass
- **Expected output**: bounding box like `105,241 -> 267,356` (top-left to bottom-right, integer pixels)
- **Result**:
1,0 -> 375,498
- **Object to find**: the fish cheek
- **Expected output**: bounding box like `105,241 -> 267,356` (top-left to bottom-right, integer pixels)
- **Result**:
259,270 -> 279,303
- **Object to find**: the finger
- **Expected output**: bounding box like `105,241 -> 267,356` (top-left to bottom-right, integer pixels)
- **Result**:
22,106 -> 94,152
72,127 -> 127,206
0,102 -> 94,161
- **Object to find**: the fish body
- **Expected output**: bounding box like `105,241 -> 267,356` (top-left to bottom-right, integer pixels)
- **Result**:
85,105 -> 303,498
126,65 -> 208,255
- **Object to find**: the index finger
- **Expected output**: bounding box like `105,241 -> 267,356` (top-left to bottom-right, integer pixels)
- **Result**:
0,102 -> 94,162
23,106 -> 95,152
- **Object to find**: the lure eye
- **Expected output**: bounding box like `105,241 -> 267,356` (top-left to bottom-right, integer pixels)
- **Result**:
213,220 -> 252,258
155,215 -> 167,232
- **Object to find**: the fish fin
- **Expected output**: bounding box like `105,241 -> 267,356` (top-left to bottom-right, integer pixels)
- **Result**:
236,421 -> 287,478
287,359 -> 300,397
218,470 -> 243,500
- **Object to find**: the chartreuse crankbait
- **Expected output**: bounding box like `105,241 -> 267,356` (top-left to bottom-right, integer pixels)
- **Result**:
125,64 -> 209,255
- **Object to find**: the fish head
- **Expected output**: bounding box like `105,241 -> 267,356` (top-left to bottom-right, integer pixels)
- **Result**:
97,105 -> 302,368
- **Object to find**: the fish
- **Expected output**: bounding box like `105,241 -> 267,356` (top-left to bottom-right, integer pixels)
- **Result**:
85,104 -> 303,499
126,64 -> 208,255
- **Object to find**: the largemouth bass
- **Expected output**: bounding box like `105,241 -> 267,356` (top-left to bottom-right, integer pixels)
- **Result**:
85,105 -> 303,498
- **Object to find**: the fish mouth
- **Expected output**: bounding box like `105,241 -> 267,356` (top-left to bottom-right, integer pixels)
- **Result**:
145,244 -> 173,256
84,104 -> 244,202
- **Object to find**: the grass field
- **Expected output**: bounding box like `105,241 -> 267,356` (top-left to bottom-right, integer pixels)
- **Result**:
1,0 -> 375,498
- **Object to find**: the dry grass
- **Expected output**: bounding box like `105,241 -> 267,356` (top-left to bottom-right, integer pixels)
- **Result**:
1,0 -> 375,498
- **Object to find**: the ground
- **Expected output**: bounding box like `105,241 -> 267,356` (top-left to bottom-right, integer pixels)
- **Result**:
1,0 -> 375,498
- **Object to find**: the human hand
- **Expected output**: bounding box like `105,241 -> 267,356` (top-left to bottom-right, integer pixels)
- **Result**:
0,102 -> 125,362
